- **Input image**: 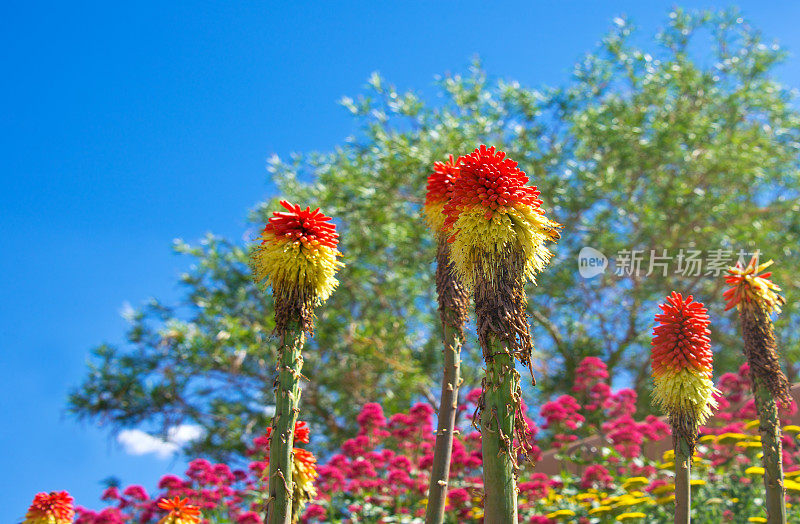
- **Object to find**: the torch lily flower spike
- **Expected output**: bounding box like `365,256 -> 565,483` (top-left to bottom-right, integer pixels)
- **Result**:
424,154 -> 462,234
423,155 -> 470,524
24,491 -> 75,524
443,145 -> 560,523
251,200 -> 343,334
291,448 -> 319,519
157,497 -> 202,524
443,145 -> 561,290
725,254 -> 789,524
651,292 -> 718,437
724,256 -> 785,315
250,201 -> 343,524
651,292 -> 718,524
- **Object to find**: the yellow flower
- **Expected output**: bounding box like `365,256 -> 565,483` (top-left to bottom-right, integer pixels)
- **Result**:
737,441 -> 763,450
656,494 -> 675,505
658,462 -> 674,469
622,477 -> 649,491
617,513 -> 647,521
785,470 -> 800,478
746,466 -> 766,476
745,419 -> 760,430
716,432 -> 748,444
588,506 -> 612,515
545,509 -> 576,519
662,449 -> 675,461
784,425 -> 800,434
651,483 -> 675,496
784,479 -> 800,493
575,493 -> 598,502
612,495 -> 650,508
690,479 -> 706,487
698,434 -> 716,443
731,498 -> 739,503
749,518 -> 767,523
692,456 -> 707,466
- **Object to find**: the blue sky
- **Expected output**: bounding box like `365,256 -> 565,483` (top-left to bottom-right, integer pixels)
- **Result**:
2,1 -> 799,520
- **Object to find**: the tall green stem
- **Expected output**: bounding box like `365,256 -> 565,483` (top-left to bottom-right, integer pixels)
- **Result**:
739,304 -> 788,524
753,375 -> 787,524
425,320 -> 463,524
673,433 -> 692,524
267,325 -> 304,524
481,335 -> 519,524
425,240 -> 468,524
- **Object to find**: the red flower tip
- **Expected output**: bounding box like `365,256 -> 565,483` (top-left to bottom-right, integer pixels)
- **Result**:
651,292 -> 712,377
723,254 -> 784,313
294,421 -> 311,444
157,497 -> 201,523
24,491 -> 75,524
442,145 -> 543,230
294,447 -> 317,468
262,420 -> 311,448
263,200 -> 339,249
424,154 -> 462,206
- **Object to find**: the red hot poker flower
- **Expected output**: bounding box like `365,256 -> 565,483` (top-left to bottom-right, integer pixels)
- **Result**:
650,292 -> 717,429
440,145 -> 560,289
263,200 -> 339,250
294,420 -> 311,444
424,155 -> 462,233
651,292 -> 713,377
442,144 -> 543,229
251,201 -> 343,312
157,497 -> 202,524
24,491 -> 75,524
723,254 -> 785,314
263,420 -> 311,447
425,154 -> 462,206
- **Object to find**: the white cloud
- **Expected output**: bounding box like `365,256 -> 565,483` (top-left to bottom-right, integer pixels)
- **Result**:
118,424 -> 204,459
167,424 -> 204,445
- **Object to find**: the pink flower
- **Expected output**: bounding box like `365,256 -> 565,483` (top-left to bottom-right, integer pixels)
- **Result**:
357,403 -> 388,436
446,488 -> 469,507
465,387 -> 482,406
100,487 -> 120,501
302,504 -> 326,521
158,475 -> 184,490
236,511 -> 263,524
540,395 -> 584,429
122,484 -> 148,501
580,464 -> 613,489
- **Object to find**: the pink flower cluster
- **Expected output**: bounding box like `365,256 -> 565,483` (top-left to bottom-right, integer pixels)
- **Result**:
76,356 -> 800,522
76,458 -> 258,524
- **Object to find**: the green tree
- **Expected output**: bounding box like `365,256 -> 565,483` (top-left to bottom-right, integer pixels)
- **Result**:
70,9 -> 800,460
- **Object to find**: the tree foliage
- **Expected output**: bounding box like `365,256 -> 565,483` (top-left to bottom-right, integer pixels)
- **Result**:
70,9 -> 800,460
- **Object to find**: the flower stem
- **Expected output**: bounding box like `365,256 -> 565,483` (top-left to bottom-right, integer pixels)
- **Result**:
739,304 -> 788,524
753,375 -> 787,524
267,325 -> 304,524
425,240 -> 469,524
481,335 -> 519,524
673,432 -> 692,524
425,318 -> 463,524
